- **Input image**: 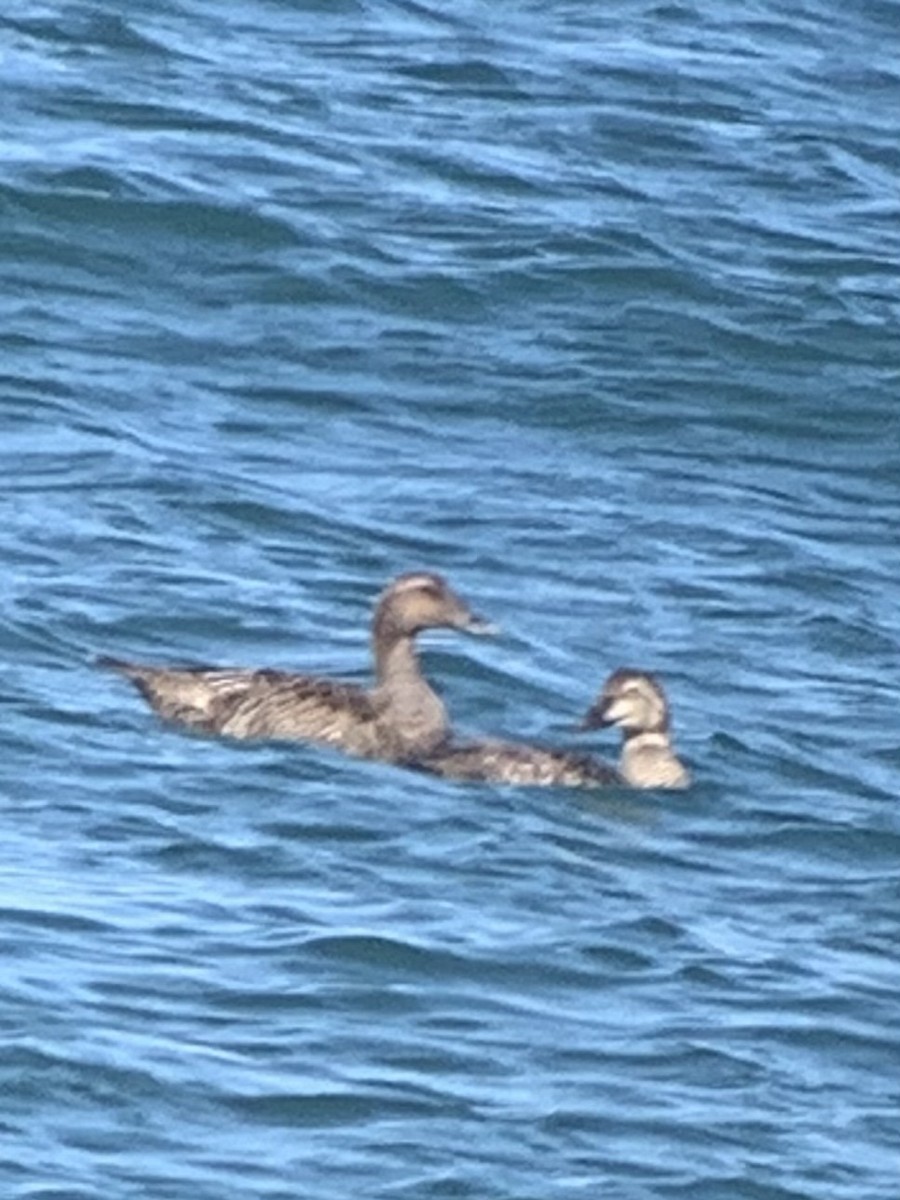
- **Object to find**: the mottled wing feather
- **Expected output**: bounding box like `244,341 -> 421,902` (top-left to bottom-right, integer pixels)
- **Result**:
105,660 -> 382,746
420,740 -> 621,788
213,670 -> 380,744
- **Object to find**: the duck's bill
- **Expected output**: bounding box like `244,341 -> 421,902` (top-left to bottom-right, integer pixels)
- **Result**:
464,614 -> 499,636
580,700 -> 613,730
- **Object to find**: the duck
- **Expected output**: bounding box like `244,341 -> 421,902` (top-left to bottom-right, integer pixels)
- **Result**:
416,668 -> 688,790
98,571 -> 494,762
580,668 -> 690,789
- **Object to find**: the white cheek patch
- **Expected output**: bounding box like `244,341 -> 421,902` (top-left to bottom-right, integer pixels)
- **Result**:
604,696 -> 632,725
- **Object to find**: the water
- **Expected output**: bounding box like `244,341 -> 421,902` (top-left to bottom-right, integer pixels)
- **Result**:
2,2 -> 899,1196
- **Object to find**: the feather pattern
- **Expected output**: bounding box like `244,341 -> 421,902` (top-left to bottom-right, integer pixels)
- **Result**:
418,739 -> 621,787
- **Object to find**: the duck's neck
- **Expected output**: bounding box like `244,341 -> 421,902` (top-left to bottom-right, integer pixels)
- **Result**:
619,729 -> 686,788
374,631 -> 423,687
371,630 -> 449,755
623,728 -> 669,749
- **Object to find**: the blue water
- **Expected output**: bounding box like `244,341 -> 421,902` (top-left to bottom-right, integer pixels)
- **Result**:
2,2 -> 900,1196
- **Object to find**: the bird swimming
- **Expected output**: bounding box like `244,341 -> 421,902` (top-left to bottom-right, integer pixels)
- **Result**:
99,571 -> 494,762
416,668 -> 688,790
580,668 -> 690,789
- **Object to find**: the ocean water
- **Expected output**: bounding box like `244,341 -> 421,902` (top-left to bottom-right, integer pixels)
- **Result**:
2,1 -> 899,1196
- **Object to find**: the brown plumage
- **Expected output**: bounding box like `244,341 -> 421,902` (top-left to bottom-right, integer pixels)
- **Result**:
581,668 -> 690,789
417,739 -> 621,788
417,668 -> 688,790
99,572 -> 494,762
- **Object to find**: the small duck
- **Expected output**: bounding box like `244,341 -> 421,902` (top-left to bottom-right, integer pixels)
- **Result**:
99,572 -> 493,762
581,668 -> 690,789
417,668 -> 688,790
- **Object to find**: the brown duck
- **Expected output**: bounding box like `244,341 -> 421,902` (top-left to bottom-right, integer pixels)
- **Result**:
418,668 -> 688,790
99,572 -> 493,762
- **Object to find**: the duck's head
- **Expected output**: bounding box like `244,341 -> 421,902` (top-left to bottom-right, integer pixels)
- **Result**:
581,669 -> 671,735
373,572 -> 495,640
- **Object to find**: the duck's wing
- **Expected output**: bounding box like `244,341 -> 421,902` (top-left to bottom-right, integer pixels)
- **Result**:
213,670 -> 382,744
418,738 -> 621,788
99,658 -> 379,743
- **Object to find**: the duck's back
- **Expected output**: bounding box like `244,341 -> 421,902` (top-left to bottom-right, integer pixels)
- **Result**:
210,669 -> 378,747
100,659 -> 371,748
419,739 -> 621,788
101,658 -> 453,761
